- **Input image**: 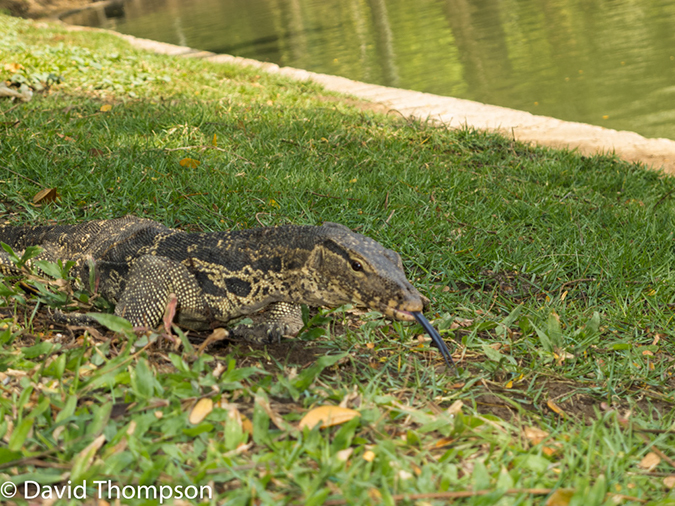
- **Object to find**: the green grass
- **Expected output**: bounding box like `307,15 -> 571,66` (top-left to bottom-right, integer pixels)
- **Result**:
1,14 -> 674,506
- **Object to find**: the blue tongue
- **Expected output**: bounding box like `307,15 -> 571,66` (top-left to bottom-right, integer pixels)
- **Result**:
411,312 -> 457,372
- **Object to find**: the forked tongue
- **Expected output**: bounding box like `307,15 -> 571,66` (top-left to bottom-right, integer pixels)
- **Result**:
411,312 -> 457,372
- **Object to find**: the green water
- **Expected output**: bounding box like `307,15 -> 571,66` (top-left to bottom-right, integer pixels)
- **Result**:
63,0 -> 675,140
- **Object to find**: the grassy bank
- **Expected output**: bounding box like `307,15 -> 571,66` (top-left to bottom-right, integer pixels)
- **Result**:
1,14 -> 674,505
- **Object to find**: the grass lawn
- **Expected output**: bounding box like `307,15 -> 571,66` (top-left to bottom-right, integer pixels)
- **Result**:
1,13 -> 674,506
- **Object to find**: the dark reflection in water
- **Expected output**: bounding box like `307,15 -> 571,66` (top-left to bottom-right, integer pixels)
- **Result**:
63,0 -> 675,141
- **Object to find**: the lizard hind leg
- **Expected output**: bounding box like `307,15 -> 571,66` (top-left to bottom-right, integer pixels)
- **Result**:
115,255 -> 209,329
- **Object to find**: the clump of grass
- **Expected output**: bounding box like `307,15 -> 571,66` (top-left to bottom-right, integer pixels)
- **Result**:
0,14 -> 674,505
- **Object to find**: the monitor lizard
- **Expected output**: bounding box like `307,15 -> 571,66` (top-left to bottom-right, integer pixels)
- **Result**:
0,216 -> 438,345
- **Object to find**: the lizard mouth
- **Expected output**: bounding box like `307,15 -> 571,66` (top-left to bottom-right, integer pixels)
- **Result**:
380,306 -> 419,322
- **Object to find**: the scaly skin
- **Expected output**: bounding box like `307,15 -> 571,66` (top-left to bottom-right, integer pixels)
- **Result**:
0,216 -> 429,339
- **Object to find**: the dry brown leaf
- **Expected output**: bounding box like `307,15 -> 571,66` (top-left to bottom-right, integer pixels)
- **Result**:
449,318 -> 473,329
212,362 -> 226,378
398,469 -> 413,480
545,488 -> 574,506
663,476 -> 675,489
547,400 -> 567,417
446,400 -> 464,417
33,188 -> 59,205
4,62 -> 24,72
255,393 -> 294,431
542,446 -> 559,457
179,157 -> 201,169
433,436 -> 455,448
524,426 -> 549,445
298,405 -> 360,430
75,434 -> 106,468
197,327 -> 229,354
638,451 -> 661,470
336,448 -> 353,462
446,382 -> 466,389
100,104 -> 112,112
2,420 -> 13,443
189,398 -> 214,425
241,413 -> 253,436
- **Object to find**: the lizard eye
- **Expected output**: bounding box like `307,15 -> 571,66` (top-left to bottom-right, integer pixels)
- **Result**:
351,261 -> 363,272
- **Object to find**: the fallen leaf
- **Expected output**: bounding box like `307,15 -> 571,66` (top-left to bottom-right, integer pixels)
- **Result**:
398,470 -> 413,480
363,450 -> 375,462
545,488 -> 574,506
449,318 -> 473,329
433,436 -> 454,448
212,133 -> 217,146
446,400 -> 463,416
179,157 -> 201,169
542,446 -> 559,457
298,405 -> 360,430
4,62 -> 24,72
73,434 -> 106,470
240,413 -> 253,435
524,426 -> 549,445
638,451 -> 661,470
33,188 -> 59,205
189,398 -> 213,425
547,400 -> 567,417
336,448 -> 353,462
255,393 -> 294,431
197,327 -> 229,354
664,476 -> 675,489
100,104 -> 112,112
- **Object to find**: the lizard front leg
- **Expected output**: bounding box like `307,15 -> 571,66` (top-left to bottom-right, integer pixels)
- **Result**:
228,301 -> 304,343
115,255 -> 210,329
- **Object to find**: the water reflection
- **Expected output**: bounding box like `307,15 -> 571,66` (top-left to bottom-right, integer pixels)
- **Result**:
63,0 -> 675,140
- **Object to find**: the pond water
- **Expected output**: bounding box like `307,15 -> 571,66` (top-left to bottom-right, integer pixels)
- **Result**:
63,0 -> 675,141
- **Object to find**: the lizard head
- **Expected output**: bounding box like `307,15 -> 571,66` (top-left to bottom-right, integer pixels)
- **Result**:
304,222 -> 429,321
